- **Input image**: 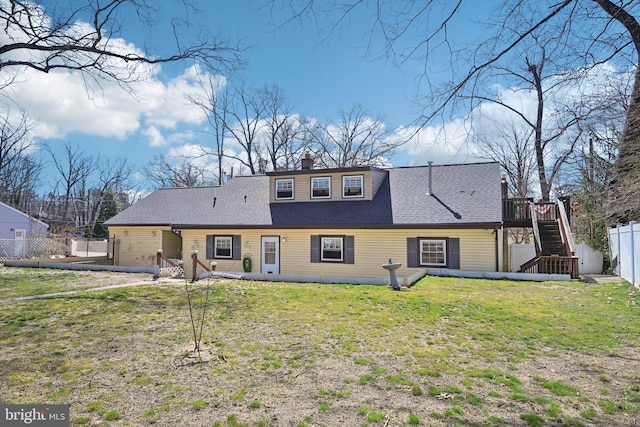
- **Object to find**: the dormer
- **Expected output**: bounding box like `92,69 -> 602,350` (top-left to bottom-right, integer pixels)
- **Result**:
267,165 -> 388,203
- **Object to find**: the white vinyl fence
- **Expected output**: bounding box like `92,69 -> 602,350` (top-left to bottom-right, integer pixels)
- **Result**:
509,243 -> 603,275
608,222 -> 640,287
70,239 -> 109,257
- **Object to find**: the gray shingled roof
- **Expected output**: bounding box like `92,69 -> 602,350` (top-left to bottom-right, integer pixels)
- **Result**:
104,162 -> 502,228
104,175 -> 272,227
389,162 -> 502,225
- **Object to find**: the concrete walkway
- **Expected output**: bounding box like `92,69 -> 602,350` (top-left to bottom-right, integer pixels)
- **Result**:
581,274 -> 628,284
0,277 -> 184,304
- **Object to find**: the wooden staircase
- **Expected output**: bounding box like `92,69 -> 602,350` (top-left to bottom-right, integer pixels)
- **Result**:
538,221 -> 566,256
518,201 -> 579,279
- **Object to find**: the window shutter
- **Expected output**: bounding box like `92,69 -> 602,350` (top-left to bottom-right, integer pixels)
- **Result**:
407,238 -> 418,267
344,236 -> 355,264
449,238 -> 460,269
310,235 -> 320,263
232,235 -> 242,260
206,235 -> 214,259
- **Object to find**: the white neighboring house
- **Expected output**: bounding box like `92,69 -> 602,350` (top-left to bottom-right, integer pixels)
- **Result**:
0,201 -> 49,239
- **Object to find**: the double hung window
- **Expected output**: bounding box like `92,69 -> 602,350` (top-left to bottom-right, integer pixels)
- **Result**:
215,236 -> 233,258
342,175 -> 363,198
420,239 -> 446,266
321,237 -> 343,261
275,179 -> 294,200
311,177 -> 331,198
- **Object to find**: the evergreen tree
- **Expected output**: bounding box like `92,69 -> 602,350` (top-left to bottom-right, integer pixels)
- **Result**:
93,189 -> 120,238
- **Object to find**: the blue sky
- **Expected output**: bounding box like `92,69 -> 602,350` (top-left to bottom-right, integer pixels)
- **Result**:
2,0 -> 610,195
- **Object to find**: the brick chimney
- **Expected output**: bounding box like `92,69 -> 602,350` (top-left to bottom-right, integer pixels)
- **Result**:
301,153 -> 314,170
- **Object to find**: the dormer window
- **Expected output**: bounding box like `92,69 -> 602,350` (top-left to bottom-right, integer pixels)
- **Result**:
311,177 -> 331,199
342,175 -> 363,198
275,178 -> 294,200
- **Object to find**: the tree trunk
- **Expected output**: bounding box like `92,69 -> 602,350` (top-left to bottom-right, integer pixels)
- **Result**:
527,58 -> 551,201
594,0 -> 640,223
606,66 -> 640,223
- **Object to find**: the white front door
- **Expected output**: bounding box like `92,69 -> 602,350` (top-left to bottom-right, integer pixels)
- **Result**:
261,236 -> 280,274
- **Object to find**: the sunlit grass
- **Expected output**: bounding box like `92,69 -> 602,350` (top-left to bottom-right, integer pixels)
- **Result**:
1,269 -> 639,425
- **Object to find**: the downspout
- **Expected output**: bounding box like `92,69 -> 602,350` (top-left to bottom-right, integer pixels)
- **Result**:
494,227 -> 499,271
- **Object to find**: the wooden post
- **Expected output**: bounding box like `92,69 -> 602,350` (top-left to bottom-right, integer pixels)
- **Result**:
156,249 -> 163,268
191,250 -> 198,281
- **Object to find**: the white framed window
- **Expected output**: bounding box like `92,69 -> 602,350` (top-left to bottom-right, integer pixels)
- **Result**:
275,178 -> 294,200
311,177 -> 331,198
342,175 -> 363,198
420,239 -> 447,266
321,237 -> 343,261
215,236 -> 233,258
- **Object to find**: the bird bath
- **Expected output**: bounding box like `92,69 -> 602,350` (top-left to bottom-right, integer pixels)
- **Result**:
383,259 -> 402,290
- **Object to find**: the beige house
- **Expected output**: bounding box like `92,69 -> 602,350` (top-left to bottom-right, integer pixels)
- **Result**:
104,161 -> 504,284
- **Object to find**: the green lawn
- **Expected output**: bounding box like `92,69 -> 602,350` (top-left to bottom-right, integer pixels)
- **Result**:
0,268 -> 639,426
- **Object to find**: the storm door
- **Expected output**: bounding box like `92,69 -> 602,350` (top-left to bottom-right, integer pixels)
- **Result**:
261,236 -> 280,274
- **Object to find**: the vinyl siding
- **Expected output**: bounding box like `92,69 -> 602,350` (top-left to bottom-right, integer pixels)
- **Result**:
182,229 -> 263,275
111,226 -> 496,278
109,226 -> 169,267
269,169 -> 383,203
162,230 -> 182,259
0,203 -> 48,238
180,227 -> 496,280
371,168 -> 387,197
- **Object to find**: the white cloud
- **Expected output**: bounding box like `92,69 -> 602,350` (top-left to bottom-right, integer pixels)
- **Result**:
0,4 -> 227,147
397,117 -> 483,166
142,126 -> 166,147
396,61 -> 630,168
1,64 -> 225,143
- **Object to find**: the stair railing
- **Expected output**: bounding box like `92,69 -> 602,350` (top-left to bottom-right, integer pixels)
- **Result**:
529,202 -> 543,255
556,199 -> 576,256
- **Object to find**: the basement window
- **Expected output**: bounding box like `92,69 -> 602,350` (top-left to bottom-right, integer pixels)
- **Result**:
311,177 -> 331,198
342,175 -> 363,198
420,239 -> 446,266
275,178 -> 294,200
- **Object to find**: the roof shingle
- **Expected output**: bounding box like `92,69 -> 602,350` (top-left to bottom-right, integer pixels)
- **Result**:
105,162 -> 502,228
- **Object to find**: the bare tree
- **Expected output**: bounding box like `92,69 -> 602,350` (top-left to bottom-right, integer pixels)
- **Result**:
0,109 -> 39,206
192,80 -> 310,175
45,142 -> 97,225
471,47 -> 597,200
474,124 -> 536,200
189,75 -> 230,185
262,84 -> 307,170
142,154 -> 216,189
0,1 -> 242,91
224,83 -> 268,174
1,154 -> 41,211
271,0 -> 640,222
306,104 -> 401,168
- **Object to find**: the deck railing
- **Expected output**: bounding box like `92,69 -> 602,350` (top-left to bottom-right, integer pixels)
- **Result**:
517,199 -> 579,279
156,250 -> 184,278
503,197 -> 572,226
519,255 -> 580,279
502,198 -> 534,225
